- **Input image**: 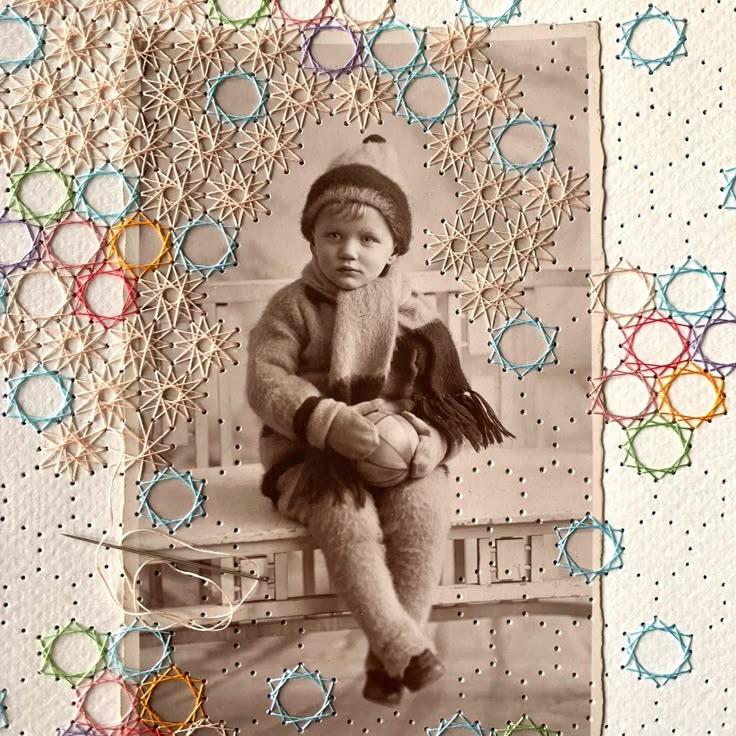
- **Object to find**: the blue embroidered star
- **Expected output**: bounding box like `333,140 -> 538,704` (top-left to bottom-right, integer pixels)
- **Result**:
489,113 -> 556,175
555,513 -> 624,583
206,67 -> 269,126
623,617 -> 693,686
617,5 -> 687,73
0,7 -> 44,73
425,710 -> 489,735
719,166 -> 736,210
364,21 -> 426,78
655,257 -> 725,325
137,467 -> 206,533
74,164 -> 139,225
173,216 -> 239,278
267,662 -> 335,732
488,310 -> 559,378
5,365 -> 74,431
107,619 -> 174,682
396,69 -> 458,131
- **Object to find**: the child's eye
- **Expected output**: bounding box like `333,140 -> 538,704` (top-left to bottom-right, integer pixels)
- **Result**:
361,235 -> 377,244
325,232 -> 341,241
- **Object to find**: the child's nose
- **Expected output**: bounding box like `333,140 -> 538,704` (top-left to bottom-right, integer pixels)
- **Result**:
339,238 -> 359,259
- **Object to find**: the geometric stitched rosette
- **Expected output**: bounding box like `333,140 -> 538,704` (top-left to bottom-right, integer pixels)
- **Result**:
554,513 -> 624,583
266,662 -> 336,732
622,617 -> 693,687
38,620 -> 107,686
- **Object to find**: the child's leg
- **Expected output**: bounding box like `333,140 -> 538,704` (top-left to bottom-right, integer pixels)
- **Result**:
373,466 -> 453,634
276,464 -> 434,678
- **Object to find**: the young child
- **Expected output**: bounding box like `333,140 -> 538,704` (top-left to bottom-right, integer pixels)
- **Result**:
246,135 -> 512,706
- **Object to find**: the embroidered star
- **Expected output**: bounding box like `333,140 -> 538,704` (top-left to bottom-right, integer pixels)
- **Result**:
425,710 -> 489,735
46,18 -> 115,76
40,317 -> 107,373
457,263 -> 524,327
76,65 -> 140,124
487,210 -> 556,280
141,62 -> 205,129
239,19 -> 302,77
424,216 -> 492,279
331,68 -> 395,132
138,365 -> 205,428
456,164 -> 522,227
209,167 -> 271,224
424,113 -> 488,177
118,313 -> 171,372
140,164 -> 203,228
8,64 -> 76,121
74,363 -> 137,428
135,265 -> 206,330
40,419 -> 108,482
122,421 -> 175,473
425,19 -> 491,73
522,164 -> 590,226
0,109 -> 39,171
457,63 -> 523,122
0,316 -> 39,373
267,662 -> 336,732
239,120 -> 303,179
172,314 -> 239,381
41,112 -> 103,171
162,22 -> 239,81
169,114 -> 242,181
269,66 -> 333,129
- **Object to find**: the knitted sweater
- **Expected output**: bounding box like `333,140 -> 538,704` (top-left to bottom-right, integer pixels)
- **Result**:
246,273 -> 512,503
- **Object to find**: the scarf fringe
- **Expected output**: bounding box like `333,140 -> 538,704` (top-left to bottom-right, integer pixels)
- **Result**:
286,447 -> 368,513
413,390 -> 515,451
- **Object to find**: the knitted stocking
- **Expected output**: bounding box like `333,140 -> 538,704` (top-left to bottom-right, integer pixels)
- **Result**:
366,466 -> 453,674
277,465 -> 434,678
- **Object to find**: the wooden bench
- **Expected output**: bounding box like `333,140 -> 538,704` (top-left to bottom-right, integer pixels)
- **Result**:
123,269 -> 594,630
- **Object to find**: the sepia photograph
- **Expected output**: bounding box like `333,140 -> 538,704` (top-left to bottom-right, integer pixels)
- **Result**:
120,19 -> 604,734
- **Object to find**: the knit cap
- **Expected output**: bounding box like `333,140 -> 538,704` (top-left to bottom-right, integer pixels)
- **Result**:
300,134 -> 413,255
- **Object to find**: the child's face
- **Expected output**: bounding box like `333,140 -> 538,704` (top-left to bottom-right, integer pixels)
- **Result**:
312,205 -> 397,290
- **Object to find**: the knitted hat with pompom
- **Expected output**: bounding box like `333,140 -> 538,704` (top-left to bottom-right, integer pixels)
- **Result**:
300,134 -> 413,255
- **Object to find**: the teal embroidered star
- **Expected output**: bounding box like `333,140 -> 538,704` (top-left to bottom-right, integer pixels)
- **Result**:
206,67 -> 269,126
617,5 -> 687,73
137,467 -> 206,533
489,113 -> 556,175
488,310 -> 559,378
267,662 -> 335,732
555,512 -> 624,583
623,617 -> 693,686
5,365 -> 74,431
107,619 -> 174,682
396,69 -> 457,131
655,257 -> 725,325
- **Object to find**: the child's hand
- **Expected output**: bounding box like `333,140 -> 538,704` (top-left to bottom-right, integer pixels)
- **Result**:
326,405 -> 380,460
401,411 -> 449,478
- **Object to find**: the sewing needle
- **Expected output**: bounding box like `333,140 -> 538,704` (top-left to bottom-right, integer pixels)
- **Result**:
61,532 -> 271,583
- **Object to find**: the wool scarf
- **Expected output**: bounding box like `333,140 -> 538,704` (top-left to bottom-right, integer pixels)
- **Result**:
289,260 -> 513,509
